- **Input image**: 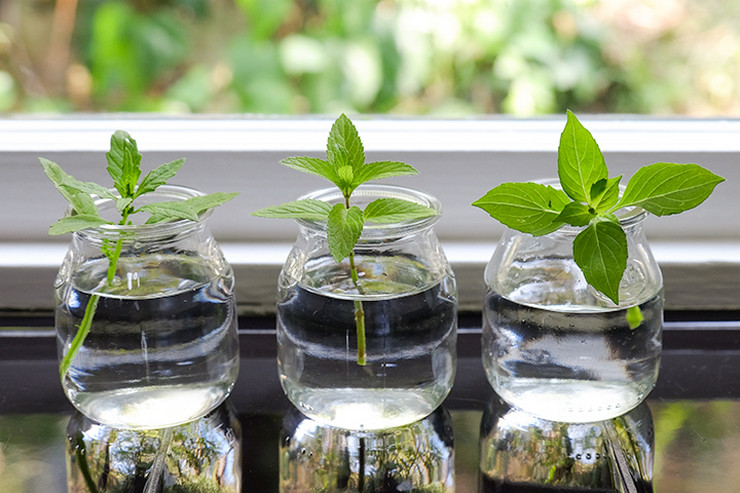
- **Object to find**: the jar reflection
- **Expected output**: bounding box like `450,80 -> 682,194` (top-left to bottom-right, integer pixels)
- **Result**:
280,406 -> 454,492
479,396 -> 653,492
65,400 -> 241,492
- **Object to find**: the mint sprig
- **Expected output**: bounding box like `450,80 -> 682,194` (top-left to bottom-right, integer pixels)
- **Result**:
42,130 -> 237,381
253,114 -> 438,365
473,110 -> 724,316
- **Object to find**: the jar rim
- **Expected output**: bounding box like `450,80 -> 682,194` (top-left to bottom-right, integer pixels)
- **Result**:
296,184 -> 441,238
534,177 -> 648,229
69,184 -> 211,240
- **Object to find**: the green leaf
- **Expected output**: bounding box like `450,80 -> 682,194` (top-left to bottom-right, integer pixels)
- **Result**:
67,191 -> 99,217
327,204 -> 364,263
616,162 -> 725,216
40,158 -> 115,206
280,156 -> 339,183
626,306 -> 644,330
140,192 -> 238,224
327,114 -> 365,170
573,220 -> 628,304
135,158 -> 185,198
555,202 -> 595,227
140,201 -> 199,222
106,130 -> 142,198
472,182 -> 570,236
363,198 -> 438,224
590,175 -> 622,214
252,199 -> 332,220
558,110 -> 608,203
49,214 -> 113,235
352,161 -> 419,186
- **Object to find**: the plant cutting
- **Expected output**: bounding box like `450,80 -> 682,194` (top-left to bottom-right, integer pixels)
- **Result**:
254,114 -> 457,430
43,130 -> 239,429
473,111 -> 724,422
253,114 -> 439,365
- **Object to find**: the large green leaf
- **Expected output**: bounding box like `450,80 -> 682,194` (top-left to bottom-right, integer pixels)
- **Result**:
558,111 -> 608,203
472,182 -> 570,235
573,220 -> 628,304
616,162 -> 725,216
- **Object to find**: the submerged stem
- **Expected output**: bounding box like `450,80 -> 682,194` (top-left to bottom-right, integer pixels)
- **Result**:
349,250 -> 367,366
59,211 -> 129,382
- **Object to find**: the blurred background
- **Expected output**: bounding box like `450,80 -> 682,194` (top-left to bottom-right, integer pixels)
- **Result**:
1,0 -> 739,116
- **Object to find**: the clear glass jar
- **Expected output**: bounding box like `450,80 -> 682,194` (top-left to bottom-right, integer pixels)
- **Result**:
55,185 -> 239,429
482,188 -> 663,423
277,185 -> 457,431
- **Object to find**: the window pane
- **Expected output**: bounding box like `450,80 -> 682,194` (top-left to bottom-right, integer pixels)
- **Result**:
1,0 -> 739,116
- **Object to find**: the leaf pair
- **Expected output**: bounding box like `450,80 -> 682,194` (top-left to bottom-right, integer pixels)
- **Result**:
42,130 -> 237,235
253,114 -> 438,263
473,110 -> 724,305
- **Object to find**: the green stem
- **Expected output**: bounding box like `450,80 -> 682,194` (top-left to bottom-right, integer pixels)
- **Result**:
59,210 -> 129,382
345,192 -> 367,366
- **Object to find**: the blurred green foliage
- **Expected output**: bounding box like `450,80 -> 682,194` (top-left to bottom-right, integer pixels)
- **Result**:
1,0 -> 740,115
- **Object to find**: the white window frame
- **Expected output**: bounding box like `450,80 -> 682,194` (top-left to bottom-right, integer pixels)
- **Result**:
1,116 -> 738,314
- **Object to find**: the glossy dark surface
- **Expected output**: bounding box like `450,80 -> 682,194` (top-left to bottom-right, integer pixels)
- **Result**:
1,315 -> 739,492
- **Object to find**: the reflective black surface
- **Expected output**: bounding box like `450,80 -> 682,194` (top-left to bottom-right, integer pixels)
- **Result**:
1,315 -> 739,492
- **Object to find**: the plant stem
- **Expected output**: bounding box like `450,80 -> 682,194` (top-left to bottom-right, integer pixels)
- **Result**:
59,210 -> 129,382
345,194 -> 367,366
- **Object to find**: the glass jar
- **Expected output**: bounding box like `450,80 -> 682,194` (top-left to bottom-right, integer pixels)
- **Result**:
482,188 -> 663,423
55,185 -> 239,429
277,184 -> 457,431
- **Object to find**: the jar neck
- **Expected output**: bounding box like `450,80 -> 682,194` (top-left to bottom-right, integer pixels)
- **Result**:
296,184 -> 441,241
70,184 -> 212,245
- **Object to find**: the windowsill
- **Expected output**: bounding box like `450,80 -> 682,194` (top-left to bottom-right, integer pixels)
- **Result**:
2,240 -> 739,314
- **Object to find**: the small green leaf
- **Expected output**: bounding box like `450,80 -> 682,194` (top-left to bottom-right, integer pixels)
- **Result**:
106,130 -> 142,198
364,198 -> 438,224
327,204 -> 364,263
117,197 -> 134,213
140,192 -> 238,224
590,175 -> 622,214
140,202 -> 199,222
616,162 -> 725,216
558,110 -> 608,203
573,220 -> 628,304
626,306 -> 644,330
327,114 -> 365,170
472,182 -> 570,236
555,202 -> 594,227
281,156 -> 339,183
135,158 -> 185,198
67,191 -> 99,217
40,158 -> 115,206
252,199 -> 332,220
337,165 -> 355,193
49,215 -> 113,235
352,161 -> 419,187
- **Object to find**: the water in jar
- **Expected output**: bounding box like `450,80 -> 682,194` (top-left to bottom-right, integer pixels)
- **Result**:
56,254 -> 239,429
482,291 -> 662,423
277,258 -> 457,431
